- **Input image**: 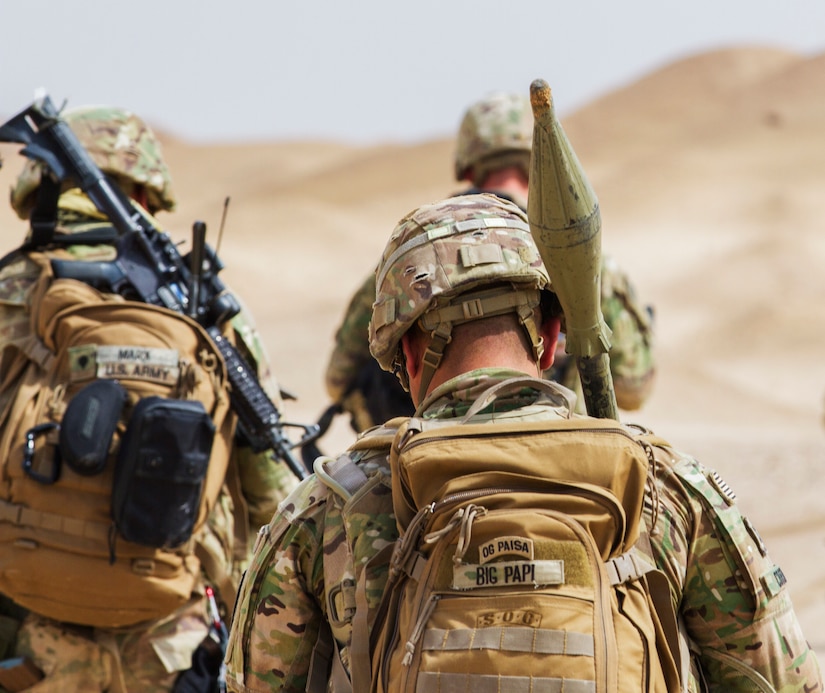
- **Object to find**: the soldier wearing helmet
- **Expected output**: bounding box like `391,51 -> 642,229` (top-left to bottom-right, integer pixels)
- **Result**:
226,194 -> 822,692
0,104 -> 297,691
323,92 -> 655,440
10,105 -> 177,219
369,193 -> 554,403
454,91 -> 532,193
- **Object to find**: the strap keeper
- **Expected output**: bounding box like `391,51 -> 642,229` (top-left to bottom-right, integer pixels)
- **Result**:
461,297 -> 485,320
606,552 -> 648,585
403,551 -> 427,581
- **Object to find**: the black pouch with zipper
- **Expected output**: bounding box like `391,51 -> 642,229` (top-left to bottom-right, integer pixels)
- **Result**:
112,396 -> 215,549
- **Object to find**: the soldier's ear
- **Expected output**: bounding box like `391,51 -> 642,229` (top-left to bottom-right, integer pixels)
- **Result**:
400,333 -> 422,382
400,333 -> 425,406
538,316 -> 561,371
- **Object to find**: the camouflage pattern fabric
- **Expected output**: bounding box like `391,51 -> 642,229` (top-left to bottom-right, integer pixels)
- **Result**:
11,106 -> 176,219
14,595 -> 209,692
454,92 -> 533,184
368,194 -> 548,374
224,368 -> 822,691
325,274 -> 373,406
0,195 -> 296,690
224,433 -> 395,692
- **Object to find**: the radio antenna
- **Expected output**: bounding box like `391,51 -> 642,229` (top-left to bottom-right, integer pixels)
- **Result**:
215,196 -> 230,255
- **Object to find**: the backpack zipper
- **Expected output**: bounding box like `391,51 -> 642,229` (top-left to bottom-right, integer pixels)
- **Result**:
399,422 -> 641,452
427,482 -> 626,541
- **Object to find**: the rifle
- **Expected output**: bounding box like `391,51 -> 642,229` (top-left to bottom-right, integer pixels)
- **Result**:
0,94 -> 318,480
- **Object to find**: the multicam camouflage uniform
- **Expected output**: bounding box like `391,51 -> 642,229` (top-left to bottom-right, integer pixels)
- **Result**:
226,196 -> 821,691
0,106 -> 297,691
227,370 -> 823,692
325,92 -> 654,429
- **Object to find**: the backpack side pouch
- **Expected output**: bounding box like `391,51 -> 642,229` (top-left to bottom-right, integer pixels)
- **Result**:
59,379 -> 127,476
113,397 -> 215,549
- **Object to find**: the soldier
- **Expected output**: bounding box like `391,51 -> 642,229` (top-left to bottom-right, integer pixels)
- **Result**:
226,194 -> 822,691
324,92 -> 655,433
0,105 -> 297,691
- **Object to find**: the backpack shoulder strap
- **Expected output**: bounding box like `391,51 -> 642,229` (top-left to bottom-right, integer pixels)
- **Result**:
314,417 -> 405,501
314,454 -> 370,500
630,429 -> 695,692
306,420 -> 401,691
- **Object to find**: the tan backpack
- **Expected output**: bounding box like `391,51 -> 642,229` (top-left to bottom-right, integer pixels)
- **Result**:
349,377 -> 683,693
0,253 -> 236,628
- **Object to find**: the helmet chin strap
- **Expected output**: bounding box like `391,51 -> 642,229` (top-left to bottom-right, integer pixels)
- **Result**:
417,322 -> 452,404
415,286 -> 543,404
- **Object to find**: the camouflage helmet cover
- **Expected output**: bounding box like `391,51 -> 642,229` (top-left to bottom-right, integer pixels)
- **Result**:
369,193 -> 551,375
10,105 -> 176,219
454,92 -> 533,182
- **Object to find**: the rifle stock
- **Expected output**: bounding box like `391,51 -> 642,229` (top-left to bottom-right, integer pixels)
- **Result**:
0,94 -> 318,480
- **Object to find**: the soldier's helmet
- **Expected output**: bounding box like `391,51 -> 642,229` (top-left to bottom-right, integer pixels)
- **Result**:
10,105 -> 176,220
369,193 -> 552,397
454,92 -> 533,185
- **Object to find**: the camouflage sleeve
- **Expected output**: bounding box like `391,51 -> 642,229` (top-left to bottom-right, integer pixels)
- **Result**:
224,448 -> 395,693
224,478 -> 328,692
325,273 -> 376,403
600,255 -> 655,411
648,451 -> 823,690
235,446 -> 298,529
230,306 -> 299,523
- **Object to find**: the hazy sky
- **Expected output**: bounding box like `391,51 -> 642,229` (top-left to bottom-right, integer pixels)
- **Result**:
2,0 -> 824,144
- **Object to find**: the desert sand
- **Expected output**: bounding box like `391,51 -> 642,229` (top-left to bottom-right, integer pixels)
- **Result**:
1,45 -> 824,658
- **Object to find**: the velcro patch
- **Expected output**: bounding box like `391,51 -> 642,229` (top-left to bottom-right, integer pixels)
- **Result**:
453,560 -> 564,590
479,536 -> 534,564
761,565 -> 787,598
709,470 -> 737,505
69,345 -> 180,385
459,243 -> 504,268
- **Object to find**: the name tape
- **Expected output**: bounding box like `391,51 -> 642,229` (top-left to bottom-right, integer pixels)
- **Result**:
69,345 -> 180,385
453,559 -> 565,590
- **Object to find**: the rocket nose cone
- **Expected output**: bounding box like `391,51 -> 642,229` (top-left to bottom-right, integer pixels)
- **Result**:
530,79 -> 553,121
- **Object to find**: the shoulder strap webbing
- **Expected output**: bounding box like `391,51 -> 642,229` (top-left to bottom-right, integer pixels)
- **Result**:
306,620 -> 332,693
635,433 -> 692,692
314,454 -> 369,501
607,544 -> 685,692
306,620 -> 352,693
348,542 -> 395,693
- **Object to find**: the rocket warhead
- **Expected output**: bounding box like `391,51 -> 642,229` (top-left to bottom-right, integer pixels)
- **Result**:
527,79 -> 617,419
527,79 -> 610,358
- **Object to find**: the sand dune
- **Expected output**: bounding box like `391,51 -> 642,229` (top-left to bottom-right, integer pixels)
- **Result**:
1,44 -> 823,655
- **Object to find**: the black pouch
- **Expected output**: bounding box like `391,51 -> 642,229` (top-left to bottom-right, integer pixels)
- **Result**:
59,379 -> 127,476
112,397 -> 215,549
